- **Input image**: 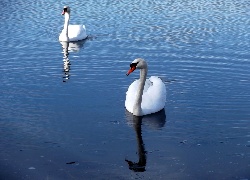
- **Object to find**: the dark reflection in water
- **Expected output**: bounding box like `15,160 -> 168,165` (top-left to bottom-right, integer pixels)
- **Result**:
125,109 -> 166,172
60,40 -> 87,82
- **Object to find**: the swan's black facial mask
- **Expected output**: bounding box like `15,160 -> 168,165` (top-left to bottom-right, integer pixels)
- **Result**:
62,8 -> 68,15
126,62 -> 139,76
130,62 -> 138,68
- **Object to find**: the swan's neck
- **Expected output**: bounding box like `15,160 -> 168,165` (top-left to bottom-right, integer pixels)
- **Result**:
133,68 -> 147,116
63,13 -> 70,37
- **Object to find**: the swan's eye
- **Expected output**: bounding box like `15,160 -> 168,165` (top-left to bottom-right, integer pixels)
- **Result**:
64,8 -> 67,12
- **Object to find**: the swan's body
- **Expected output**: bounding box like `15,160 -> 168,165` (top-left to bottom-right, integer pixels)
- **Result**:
125,58 -> 166,116
59,6 -> 87,42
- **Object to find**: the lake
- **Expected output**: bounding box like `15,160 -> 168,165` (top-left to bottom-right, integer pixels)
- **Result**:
0,0 -> 249,179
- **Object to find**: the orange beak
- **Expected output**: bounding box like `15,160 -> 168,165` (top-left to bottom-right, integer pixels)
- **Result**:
62,10 -> 65,15
126,66 -> 136,76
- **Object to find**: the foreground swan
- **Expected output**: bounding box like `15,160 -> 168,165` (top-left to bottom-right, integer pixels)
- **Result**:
59,6 -> 87,42
125,58 -> 166,116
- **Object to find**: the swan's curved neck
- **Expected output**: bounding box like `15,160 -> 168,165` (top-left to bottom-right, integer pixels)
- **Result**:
133,68 -> 147,116
63,13 -> 70,36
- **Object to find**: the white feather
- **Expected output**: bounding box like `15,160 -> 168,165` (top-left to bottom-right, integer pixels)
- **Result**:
125,76 -> 166,116
59,6 -> 87,42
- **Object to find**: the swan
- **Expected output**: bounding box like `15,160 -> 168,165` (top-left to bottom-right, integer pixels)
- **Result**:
125,58 -> 166,116
59,6 -> 87,42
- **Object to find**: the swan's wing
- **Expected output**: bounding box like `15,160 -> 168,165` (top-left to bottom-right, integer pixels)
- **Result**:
68,25 -> 83,35
143,79 -> 153,93
125,78 -> 159,114
68,25 -> 87,41
125,76 -> 166,115
141,76 -> 166,115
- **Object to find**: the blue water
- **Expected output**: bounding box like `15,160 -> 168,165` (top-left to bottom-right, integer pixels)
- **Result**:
0,0 -> 250,179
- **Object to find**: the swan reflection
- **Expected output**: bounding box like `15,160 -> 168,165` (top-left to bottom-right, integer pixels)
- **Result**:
125,109 -> 166,172
60,40 -> 86,53
60,40 -> 87,82
61,41 -> 70,82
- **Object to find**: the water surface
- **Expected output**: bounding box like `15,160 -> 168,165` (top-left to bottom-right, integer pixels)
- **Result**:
0,0 -> 249,179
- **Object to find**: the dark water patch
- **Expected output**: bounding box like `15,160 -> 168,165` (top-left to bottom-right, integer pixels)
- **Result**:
66,161 -> 76,165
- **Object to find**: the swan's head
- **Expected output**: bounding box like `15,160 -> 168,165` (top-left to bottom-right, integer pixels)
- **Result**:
62,6 -> 70,15
126,58 -> 147,76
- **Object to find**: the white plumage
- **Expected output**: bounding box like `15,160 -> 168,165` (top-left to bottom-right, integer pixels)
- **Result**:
125,58 -> 166,116
59,6 -> 87,42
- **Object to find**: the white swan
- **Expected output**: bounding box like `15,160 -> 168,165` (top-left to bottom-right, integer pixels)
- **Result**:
59,6 -> 87,42
125,58 -> 166,116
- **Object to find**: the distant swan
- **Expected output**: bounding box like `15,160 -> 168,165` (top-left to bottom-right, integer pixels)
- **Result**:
59,6 -> 87,42
125,58 -> 166,116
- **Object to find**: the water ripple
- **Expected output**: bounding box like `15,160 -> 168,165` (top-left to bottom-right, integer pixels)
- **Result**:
0,0 -> 249,178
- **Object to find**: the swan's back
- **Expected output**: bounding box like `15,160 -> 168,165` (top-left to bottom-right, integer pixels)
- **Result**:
68,25 -> 87,41
125,76 -> 166,115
